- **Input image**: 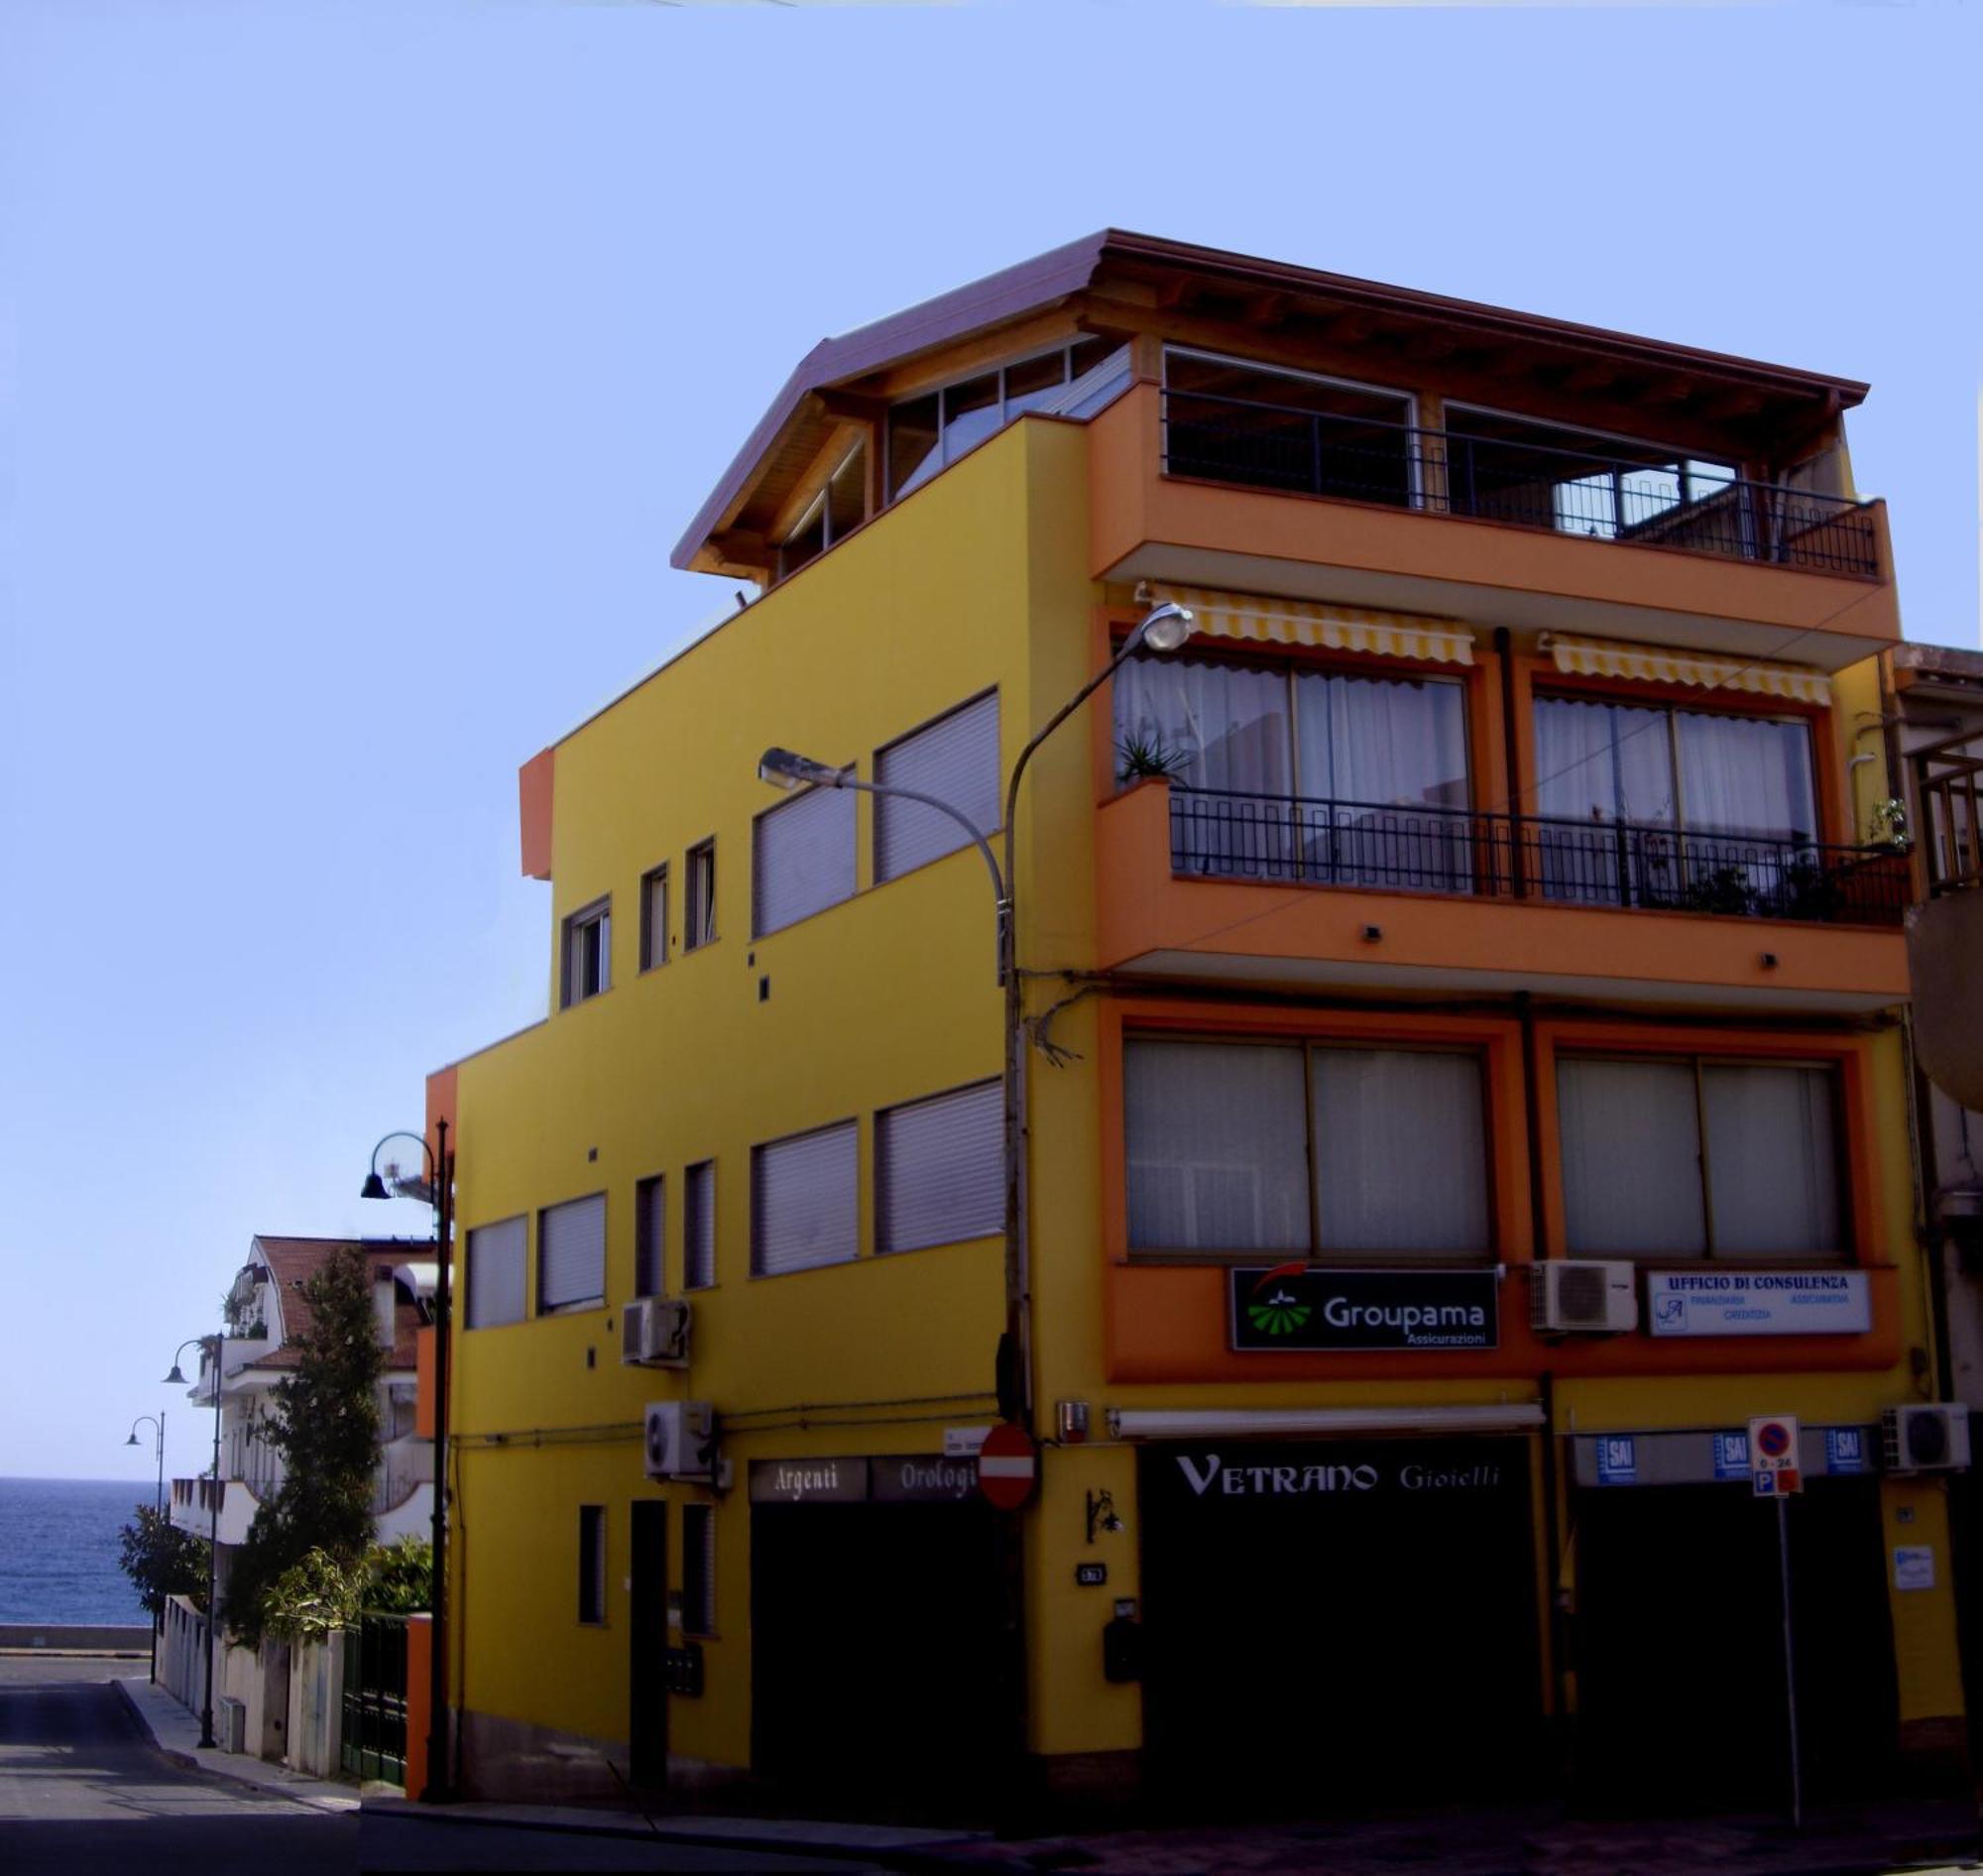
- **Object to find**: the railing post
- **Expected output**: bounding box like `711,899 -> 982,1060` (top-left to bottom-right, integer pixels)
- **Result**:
1613,820 -> 1633,908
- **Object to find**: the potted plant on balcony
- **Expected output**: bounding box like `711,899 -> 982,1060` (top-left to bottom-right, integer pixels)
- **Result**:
1115,733 -> 1190,786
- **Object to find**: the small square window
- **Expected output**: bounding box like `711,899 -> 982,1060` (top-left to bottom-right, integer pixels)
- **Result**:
640,866 -> 669,972
561,898 -> 611,1008
685,842 -> 717,952
578,1505 -> 607,1625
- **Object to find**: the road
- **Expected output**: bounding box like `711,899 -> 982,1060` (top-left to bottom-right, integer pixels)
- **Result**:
0,1656 -> 878,1873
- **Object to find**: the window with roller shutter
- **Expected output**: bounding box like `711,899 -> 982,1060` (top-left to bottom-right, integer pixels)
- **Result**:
752,1121 -> 858,1276
538,1192 -> 606,1313
465,1216 -> 526,1328
875,692 -> 999,882
753,782 -> 855,937
876,1080 -> 1000,1254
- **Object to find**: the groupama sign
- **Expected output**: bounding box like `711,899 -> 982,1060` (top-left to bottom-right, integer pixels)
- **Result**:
1230,1264 -> 1499,1351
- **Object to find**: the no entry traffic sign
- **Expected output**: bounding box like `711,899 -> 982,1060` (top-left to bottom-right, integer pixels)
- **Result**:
1749,1415 -> 1803,1495
977,1422 -> 1038,1510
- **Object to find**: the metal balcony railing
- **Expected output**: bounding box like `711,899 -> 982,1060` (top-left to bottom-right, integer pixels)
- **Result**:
1160,390 -> 1881,579
1166,787 -> 1910,926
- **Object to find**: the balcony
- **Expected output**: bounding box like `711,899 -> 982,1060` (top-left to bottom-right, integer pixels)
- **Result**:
1917,735 -> 1983,894
169,1475 -> 262,1547
1088,384 -> 1900,665
1095,780 -> 1911,1013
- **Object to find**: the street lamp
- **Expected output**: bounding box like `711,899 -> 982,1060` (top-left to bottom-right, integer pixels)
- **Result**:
126,1413 -> 167,1682
166,1337 -> 222,1750
362,1123 -> 453,1803
758,599 -> 1195,1431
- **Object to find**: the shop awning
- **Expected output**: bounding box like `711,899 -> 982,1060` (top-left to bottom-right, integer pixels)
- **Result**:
1144,584 -> 1475,667
1539,633 -> 1830,705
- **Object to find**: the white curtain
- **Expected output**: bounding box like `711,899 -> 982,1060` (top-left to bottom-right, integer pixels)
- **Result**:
1702,1065 -> 1840,1256
1124,1039 -> 1309,1253
1114,656 -> 1290,794
1677,712 -> 1816,841
1301,673 -> 1468,809
1557,1058 -> 1708,1254
1311,1048 -> 1490,1256
1534,697 -> 1674,824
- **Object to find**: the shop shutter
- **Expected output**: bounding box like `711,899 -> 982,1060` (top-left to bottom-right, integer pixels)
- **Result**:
465,1217 -> 525,1328
752,1121 -> 858,1276
753,784 -> 855,937
876,1080 -> 1001,1253
875,692 -> 999,881
538,1192 -> 606,1311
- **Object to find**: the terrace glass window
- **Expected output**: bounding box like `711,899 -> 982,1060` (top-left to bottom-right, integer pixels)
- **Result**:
1124,1036 -> 1491,1261
1115,652 -> 1470,888
1442,407 -> 1738,547
1533,695 -> 1818,910
778,441 -> 869,581
886,338 -> 1116,502
1161,348 -> 1416,507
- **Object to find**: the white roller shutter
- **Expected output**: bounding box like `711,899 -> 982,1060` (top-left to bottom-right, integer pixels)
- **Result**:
753,784 -> 855,937
538,1192 -> 606,1311
465,1217 -> 526,1328
875,692 -> 999,881
752,1121 -> 858,1276
876,1080 -> 1001,1254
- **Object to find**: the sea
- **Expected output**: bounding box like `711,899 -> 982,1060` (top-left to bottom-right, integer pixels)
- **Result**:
0,1478 -> 154,1625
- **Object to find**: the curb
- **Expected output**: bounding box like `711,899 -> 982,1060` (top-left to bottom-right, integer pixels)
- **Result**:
111,1677 -> 361,1815
358,1795 -> 986,1862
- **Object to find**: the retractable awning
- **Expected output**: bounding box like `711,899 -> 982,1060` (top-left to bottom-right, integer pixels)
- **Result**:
1144,583 -> 1475,667
1540,632 -> 1830,705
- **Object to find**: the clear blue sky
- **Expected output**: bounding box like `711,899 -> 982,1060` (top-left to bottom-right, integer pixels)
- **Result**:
1,0 -> 1976,1486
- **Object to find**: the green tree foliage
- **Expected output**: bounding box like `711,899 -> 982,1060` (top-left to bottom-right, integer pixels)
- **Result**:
117,1503 -> 210,1617
261,1538 -> 433,1643
226,1244 -> 385,1646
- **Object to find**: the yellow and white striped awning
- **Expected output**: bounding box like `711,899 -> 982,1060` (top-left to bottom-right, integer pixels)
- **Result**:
1146,584 -> 1475,667
1540,633 -> 1830,705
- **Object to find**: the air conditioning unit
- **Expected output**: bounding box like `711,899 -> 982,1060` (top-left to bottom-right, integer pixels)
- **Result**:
643,1401 -> 715,1482
1882,1404 -> 1972,1473
621,1297 -> 691,1368
1532,1261 -> 1637,1335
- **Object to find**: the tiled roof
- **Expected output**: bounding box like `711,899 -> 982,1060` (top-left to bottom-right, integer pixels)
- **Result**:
246,1235 -> 426,1372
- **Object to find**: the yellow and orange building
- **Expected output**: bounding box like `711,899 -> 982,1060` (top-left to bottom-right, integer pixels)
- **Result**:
425,233 -> 1965,1809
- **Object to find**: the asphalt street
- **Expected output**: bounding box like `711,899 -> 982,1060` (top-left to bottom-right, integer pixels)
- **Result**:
0,1657 -> 879,1873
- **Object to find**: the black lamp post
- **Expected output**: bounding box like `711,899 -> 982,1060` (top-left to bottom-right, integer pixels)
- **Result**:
125,1413 -> 166,1682
363,1122 -> 453,1802
165,1337 -> 222,1749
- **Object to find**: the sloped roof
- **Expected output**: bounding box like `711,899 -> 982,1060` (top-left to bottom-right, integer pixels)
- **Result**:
671,228 -> 1871,572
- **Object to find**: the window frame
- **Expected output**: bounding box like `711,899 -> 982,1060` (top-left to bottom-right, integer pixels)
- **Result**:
536,1191 -> 608,1316
1120,1029 -> 1498,1266
634,1174 -> 665,1299
577,1505 -> 607,1627
777,439 -> 870,581
560,897 -> 612,1008
684,839 -> 717,952
752,772 -> 857,938
751,1117 -> 860,1278
885,338 -> 1116,505
639,864 -> 669,972
680,1502 -> 716,1639
683,1159 -> 716,1291
1553,1047 -> 1851,1264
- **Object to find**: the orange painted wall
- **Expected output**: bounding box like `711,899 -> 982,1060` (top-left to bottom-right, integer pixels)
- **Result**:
518,747 -> 554,880
1095,996 -> 1902,1384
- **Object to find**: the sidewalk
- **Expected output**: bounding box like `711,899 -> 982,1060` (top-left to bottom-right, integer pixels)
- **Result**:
112,1675 -> 361,1815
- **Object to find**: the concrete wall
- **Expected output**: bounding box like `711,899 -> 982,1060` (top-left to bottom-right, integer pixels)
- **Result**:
0,1623 -> 150,1652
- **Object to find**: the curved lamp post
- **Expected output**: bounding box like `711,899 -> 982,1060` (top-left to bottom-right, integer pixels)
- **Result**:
362,1124 -> 452,1803
758,598 -> 1195,1431
165,1337 -> 222,1748
126,1413 -> 167,1681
